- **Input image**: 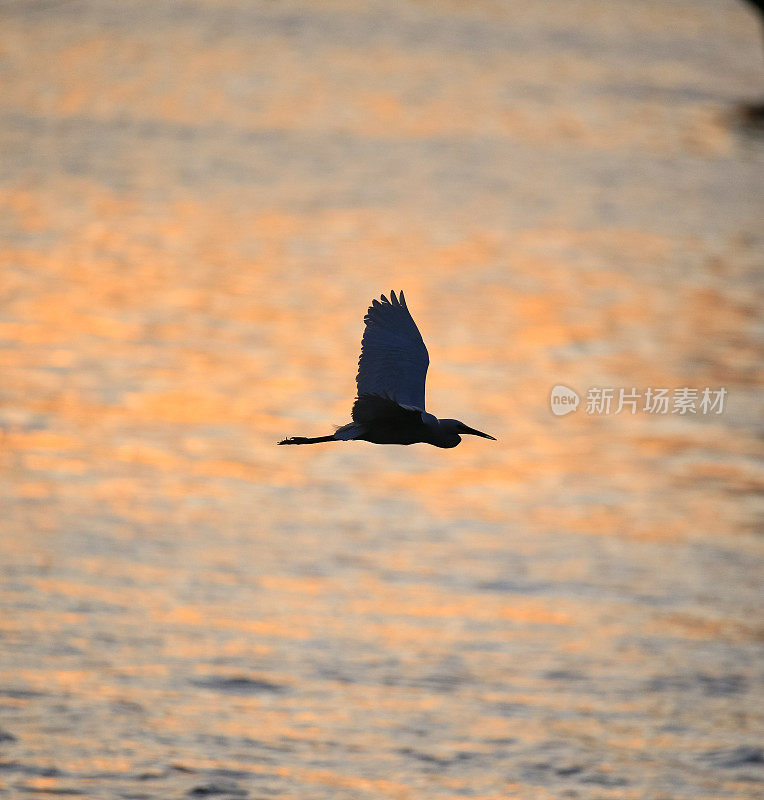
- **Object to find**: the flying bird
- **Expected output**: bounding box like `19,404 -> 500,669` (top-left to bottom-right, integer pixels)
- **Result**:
279,291 -> 495,448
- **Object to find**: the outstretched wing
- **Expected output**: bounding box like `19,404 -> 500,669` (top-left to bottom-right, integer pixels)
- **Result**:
351,393 -> 424,425
353,290 -> 429,419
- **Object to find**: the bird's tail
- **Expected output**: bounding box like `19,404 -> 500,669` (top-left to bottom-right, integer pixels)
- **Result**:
278,434 -> 337,445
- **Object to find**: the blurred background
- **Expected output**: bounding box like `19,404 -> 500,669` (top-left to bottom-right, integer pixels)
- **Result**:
1,1 -> 762,798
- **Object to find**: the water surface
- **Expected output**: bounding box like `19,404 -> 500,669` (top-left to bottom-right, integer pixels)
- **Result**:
1,1 -> 762,798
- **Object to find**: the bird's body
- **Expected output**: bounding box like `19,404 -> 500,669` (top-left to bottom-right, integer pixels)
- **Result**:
279,291 -> 495,448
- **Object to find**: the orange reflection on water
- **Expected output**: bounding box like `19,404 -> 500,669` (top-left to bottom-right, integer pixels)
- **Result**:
1,2 -> 762,798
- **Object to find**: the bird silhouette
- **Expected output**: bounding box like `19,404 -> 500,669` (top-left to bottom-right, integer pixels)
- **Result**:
279,291 -> 496,448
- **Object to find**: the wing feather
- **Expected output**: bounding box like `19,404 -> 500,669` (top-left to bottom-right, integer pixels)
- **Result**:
351,393 -> 423,425
353,290 -> 429,420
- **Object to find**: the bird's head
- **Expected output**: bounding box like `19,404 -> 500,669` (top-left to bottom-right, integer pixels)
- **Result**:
437,418 -> 496,445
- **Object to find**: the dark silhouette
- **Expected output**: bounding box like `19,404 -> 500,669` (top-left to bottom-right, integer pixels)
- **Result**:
279,291 -> 496,448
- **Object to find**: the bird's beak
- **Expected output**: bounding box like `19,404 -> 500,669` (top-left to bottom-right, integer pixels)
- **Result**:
462,425 -> 496,440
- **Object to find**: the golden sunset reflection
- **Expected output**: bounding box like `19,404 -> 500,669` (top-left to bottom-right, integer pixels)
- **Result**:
1,1 -> 763,798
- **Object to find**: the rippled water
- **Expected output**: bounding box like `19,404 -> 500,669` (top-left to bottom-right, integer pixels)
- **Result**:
1,1 -> 763,798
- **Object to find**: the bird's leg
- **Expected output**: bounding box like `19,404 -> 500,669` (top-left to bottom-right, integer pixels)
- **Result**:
278,434 -> 337,445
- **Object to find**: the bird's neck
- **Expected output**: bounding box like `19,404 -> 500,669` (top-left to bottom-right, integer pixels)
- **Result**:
427,416 -> 460,448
